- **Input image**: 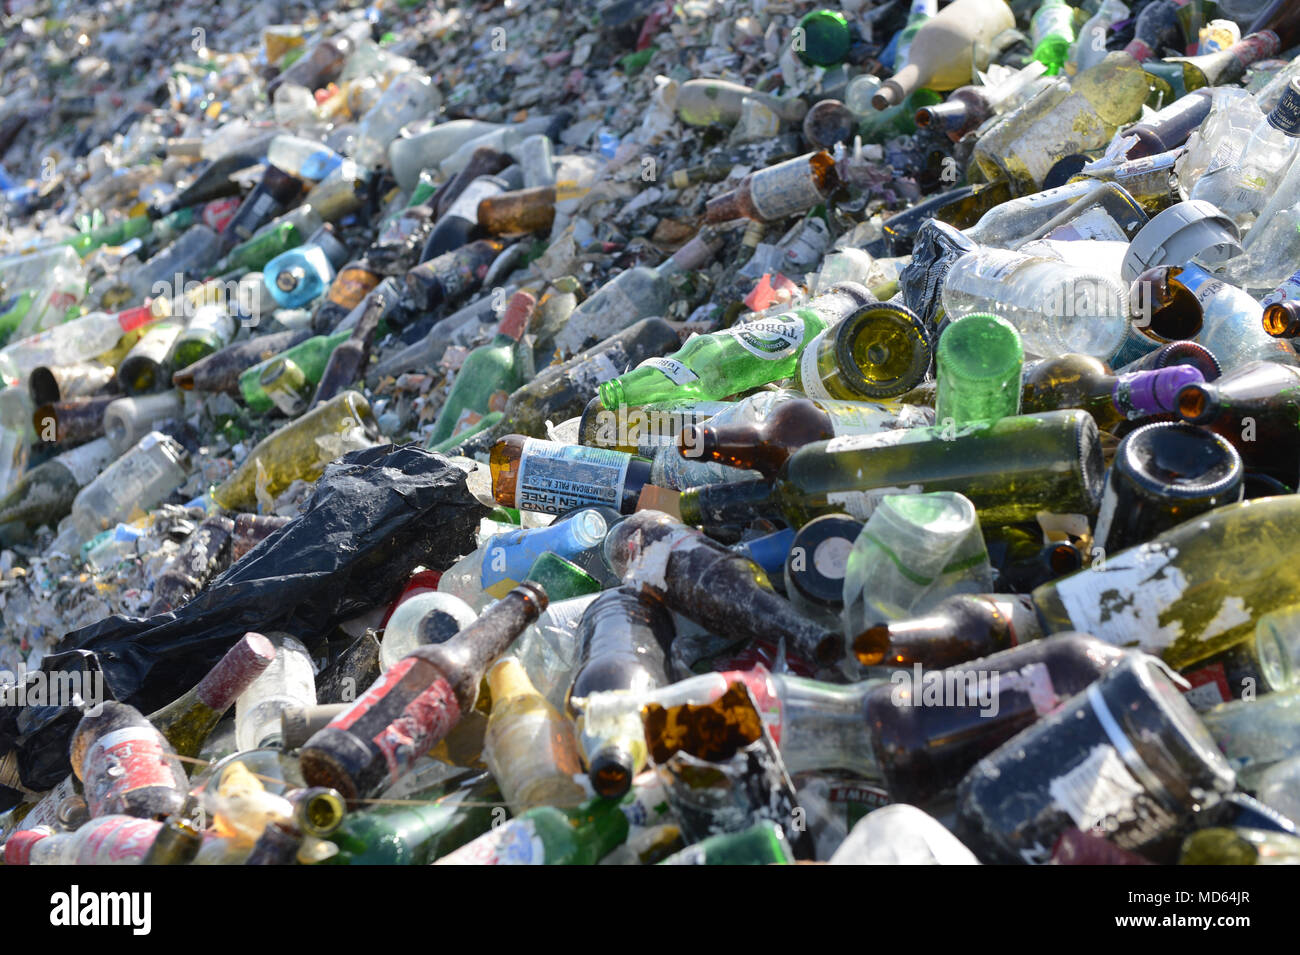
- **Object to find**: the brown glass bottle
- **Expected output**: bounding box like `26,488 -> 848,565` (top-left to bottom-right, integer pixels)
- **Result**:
405,239 -> 505,312
1175,360 -> 1300,484
866,634 -> 1129,805
852,593 -> 1042,670
604,510 -> 844,667
33,394 -> 115,445
1246,0 -> 1300,50
173,328 -> 314,393
432,146 -> 513,220
566,586 -> 675,797
230,513 -> 293,561
312,258 -> 384,335
704,152 -> 837,224
1122,88 -> 1213,159
298,583 -> 548,803
477,185 -> 557,236
70,701 -> 190,821
681,396 -> 928,480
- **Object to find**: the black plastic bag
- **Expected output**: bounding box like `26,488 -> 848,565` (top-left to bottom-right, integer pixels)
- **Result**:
0,443 -> 487,791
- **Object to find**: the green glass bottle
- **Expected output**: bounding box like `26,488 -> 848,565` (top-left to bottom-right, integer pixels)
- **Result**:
170,303 -> 238,371
1179,827 -> 1300,865
239,328 -> 351,415
525,551 -> 601,601
434,795 -> 630,865
934,313 -> 1023,425
1030,0 -> 1075,75
1033,496 -> 1300,670
679,409 -> 1104,528
64,214 -> 153,258
598,283 -> 873,410
659,821 -> 795,864
214,220 -> 307,274
426,291 -> 533,448
796,9 -> 852,67
794,301 -> 933,401
325,774 -> 503,865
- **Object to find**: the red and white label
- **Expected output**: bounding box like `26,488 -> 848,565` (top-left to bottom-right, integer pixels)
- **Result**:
82,728 -> 178,817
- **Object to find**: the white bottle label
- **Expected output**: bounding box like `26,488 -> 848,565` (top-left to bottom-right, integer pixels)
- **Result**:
515,439 -> 631,514
1048,744 -> 1146,834
723,316 -> 806,361
827,484 -> 925,520
797,328 -> 833,399
1052,542 -> 1190,650
642,356 -> 700,385
1045,206 -> 1129,242
747,162 -> 827,222
1175,265 -> 1225,310
435,818 -> 548,865
446,178 -> 504,223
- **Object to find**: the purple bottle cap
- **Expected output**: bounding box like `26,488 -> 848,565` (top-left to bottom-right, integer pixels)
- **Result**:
1113,364 -> 1205,418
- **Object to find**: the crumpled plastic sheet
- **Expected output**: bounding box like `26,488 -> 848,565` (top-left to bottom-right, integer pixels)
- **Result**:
0,443 -> 486,792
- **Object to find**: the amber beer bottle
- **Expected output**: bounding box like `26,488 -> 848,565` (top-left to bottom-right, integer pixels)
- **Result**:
1174,361 -> 1300,483
704,152 -> 837,224
490,435 -> 652,515
70,702 -> 191,821
299,583 -> 548,802
852,592 -> 1043,670
680,395 -> 932,480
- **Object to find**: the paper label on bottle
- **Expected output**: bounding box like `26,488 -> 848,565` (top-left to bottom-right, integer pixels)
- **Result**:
723,316 -> 806,361
641,356 -> 700,385
1016,95 -> 1099,186
1174,265 -> 1225,311
566,348 -> 625,393
1181,662 -> 1232,710
797,328 -> 833,399
747,162 -> 828,222
1051,542 -> 1188,650
1045,207 -> 1129,243
1261,268 -> 1300,308
1092,476 -> 1120,553
999,662 -> 1060,717
57,439 -> 114,486
436,817 -> 547,865
327,658 -> 463,780
81,816 -> 162,864
370,673 -> 462,786
446,178 -> 504,223
1267,84 -> 1300,136
515,439 -> 631,514
17,775 -> 78,832
82,727 -> 177,817
1048,744 -> 1146,834
826,484 -> 925,521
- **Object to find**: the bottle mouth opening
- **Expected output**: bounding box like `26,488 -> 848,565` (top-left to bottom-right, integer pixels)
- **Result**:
1175,385 -> 1208,422
852,625 -> 890,667
1263,303 -> 1298,338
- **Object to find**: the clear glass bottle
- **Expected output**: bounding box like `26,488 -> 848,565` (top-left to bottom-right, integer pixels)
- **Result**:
103,391 -> 184,455
941,246 -> 1130,359
483,657 -> 586,814
234,632 -> 318,751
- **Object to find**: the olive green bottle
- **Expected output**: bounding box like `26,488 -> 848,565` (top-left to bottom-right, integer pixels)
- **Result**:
680,410 -> 1104,528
